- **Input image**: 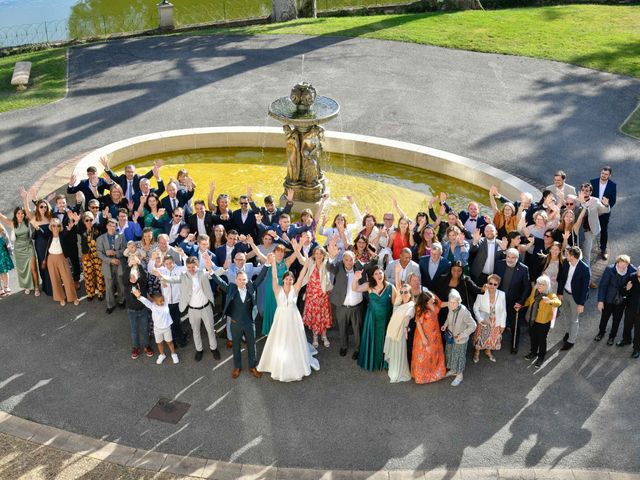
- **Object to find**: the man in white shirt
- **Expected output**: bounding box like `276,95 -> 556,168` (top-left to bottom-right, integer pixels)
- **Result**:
156,256 -> 219,361
385,248 -> 419,284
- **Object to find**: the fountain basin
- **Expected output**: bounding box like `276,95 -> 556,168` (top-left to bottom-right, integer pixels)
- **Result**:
67,127 -> 539,219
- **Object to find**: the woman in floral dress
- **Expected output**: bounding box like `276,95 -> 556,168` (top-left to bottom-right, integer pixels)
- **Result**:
300,246 -> 332,348
411,290 -> 448,384
472,274 -> 507,363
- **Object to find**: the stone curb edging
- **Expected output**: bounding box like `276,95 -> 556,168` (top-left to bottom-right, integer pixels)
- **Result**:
69,127 -> 541,203
0,411 -> 637,480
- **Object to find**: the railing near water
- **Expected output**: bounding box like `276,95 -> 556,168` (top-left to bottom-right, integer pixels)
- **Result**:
0,0 -> 412,48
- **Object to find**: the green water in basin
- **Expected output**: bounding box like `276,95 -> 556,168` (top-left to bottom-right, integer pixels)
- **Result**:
129,147 -> 490,227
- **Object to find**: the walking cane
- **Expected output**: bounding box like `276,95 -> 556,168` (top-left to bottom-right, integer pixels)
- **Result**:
513,308 -> 519,350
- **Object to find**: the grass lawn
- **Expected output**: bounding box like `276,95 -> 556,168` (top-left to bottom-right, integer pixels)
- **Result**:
621,106 -> 640,139
202,5 -> 640,78
0,48 -> 67,114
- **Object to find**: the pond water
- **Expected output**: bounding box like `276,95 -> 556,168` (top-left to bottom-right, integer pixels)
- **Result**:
128,147 -> 491,227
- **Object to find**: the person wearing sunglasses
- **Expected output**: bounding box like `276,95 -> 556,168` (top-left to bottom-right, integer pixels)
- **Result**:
523,275 -> 562,368
77,211 -> 105,301
151,206 -> 186,245
473,274 -> 506,363
230,195 -> 259,237
40,217 -> 80,306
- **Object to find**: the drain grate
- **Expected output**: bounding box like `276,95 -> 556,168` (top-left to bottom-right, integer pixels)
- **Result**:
146,398 -> 190,424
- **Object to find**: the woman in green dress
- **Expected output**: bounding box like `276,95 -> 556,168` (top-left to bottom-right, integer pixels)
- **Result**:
137,193 -> 167,240
248,237 -> 301,336
0,208 -> 38,295
354,266 -> 398,371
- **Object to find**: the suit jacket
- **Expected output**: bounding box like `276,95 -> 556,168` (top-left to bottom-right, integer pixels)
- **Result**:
106,169 -> 153,198
459,210 -> 489,237
469,237 -> 501,281
161,190 -> 195,217
494,259 -> 531,307
597,264 -> 636,304
545,183 -> 577,204
214,242 -> 249,266
557,259 -> 591,306
211,268 -> 268,320
151,218 -> 186,238
326,257 -> 375,307
96,232 -> 126,277
473,290 -> 507,328
385,259 -> 420,284
230,209 -> 258,237
67,178 -> 111,203
250,201 -> 294,227
162,269 -> 216,313
418,256 -> 451,297
187,211 -> 216,237
226,263 -> 263,284
582,196 -> 610,236
132,182 -> 165,211
590,178 -> 617,209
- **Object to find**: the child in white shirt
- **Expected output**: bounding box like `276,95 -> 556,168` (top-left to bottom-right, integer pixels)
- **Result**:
133,289 -> 179,365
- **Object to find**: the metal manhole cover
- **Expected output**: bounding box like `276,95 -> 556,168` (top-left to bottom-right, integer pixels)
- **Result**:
146,398 -> 190,424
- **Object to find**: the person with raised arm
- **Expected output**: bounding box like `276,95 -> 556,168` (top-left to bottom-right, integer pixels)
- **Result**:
257,252 -> 319,382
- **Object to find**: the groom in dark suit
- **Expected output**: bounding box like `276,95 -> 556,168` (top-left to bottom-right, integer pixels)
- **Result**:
211,269 -> 267,378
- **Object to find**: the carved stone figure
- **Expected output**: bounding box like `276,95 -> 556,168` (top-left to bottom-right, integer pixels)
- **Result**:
301,125 -> 324,186
284,125 -> 301,184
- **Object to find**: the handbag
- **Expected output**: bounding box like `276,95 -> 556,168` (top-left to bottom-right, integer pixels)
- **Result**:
443,329 -> 455,344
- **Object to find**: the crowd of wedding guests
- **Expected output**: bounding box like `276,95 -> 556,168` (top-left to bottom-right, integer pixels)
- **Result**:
1,159 -> 638,384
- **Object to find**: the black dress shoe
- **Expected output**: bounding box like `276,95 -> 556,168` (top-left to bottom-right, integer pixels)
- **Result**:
106,307 -> 114,314
211,348 -> 221,360
87,296 -> 94,302
534,358 -> 544,368
339,348 -> 347,357
195,350 -> 203,361
594,333 -> 604,342
560,342 -> 574,351
510,347 -> 518,355
118,302 -> 126,309
632,350 -> 640,359
179,340 -> 189,348
563,332 -> 569,342
606,338 -> 614,346
352,351 -> 359,360
616,341 -> 631,347
524,352 -> 536,360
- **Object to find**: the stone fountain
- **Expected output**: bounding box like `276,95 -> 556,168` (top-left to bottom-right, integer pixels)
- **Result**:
268,82 -> 340,204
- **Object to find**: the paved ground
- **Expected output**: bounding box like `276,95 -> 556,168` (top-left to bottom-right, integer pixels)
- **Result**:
0,34 -> 639,474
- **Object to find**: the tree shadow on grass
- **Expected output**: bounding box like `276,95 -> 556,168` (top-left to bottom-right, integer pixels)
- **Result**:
567,40 -> 640,79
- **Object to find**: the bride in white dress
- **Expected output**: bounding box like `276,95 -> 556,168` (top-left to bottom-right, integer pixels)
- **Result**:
258,252 -> 320,382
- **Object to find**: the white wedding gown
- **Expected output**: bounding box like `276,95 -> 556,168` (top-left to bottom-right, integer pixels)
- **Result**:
257,287 -> 320,382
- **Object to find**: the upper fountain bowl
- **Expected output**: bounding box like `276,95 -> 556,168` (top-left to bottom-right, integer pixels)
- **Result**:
268,82 -> 340,128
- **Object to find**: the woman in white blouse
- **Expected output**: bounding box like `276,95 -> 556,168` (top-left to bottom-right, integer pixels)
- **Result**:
39,217 -> 79,306
472,274 -> 506,363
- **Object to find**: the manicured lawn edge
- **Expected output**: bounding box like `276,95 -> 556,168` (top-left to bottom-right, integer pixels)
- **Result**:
620,101 -> 640,140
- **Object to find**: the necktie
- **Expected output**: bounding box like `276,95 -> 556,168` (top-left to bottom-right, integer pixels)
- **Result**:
172,198 -> 177,210
126,181 -> 133,201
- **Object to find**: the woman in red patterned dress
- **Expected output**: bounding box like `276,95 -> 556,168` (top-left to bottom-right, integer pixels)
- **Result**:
300,246 -> 333,348
411,290 -> 448,384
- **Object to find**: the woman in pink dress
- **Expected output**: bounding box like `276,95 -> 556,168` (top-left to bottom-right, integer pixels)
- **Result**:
300,246 -> 333,348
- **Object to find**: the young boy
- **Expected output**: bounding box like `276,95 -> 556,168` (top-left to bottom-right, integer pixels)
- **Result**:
132,288 -> 179,365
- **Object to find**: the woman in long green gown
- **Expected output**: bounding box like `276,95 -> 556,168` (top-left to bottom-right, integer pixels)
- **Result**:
354,266 -> 398,371
0,208 -> 38,294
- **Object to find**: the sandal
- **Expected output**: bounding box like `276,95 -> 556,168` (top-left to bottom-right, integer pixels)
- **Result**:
473,352 -> 480,364
4,287 -> 11,293
60,301 -> 66,306
0,290 -> 6,298
312,335 -> 319,348
34,289 -> 41,297
486,353 -> 496,362
24,289 -> 31,295
73,299 -> 80,306
322,334 -> 330,348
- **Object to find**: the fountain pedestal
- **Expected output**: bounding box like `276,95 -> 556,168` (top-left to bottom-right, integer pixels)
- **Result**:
268,83 -> 339,205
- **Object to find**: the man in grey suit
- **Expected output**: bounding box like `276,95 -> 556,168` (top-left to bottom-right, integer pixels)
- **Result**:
327,243 -> 376,359
385,248 -> 419,284
156,256 -> 221,362
469,224 -> 503,286
96,219 -> 126,314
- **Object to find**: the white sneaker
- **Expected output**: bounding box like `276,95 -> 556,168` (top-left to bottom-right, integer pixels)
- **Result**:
171,353 -> 179,364
156,354 -> 166,365
451,376 -> 463,387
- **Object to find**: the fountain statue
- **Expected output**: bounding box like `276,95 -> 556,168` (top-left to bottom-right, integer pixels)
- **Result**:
268,82 -> 340,204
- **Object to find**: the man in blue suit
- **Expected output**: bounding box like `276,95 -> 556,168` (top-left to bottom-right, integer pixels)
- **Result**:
162,181 -> 195,217
67,166 -> 112,203
418,242 -> 450,302
495,248 -> 531,354
101,156 -> 160,202
557,246 -> 591,351
230,195 -> 259,237
257,213 -> 310,245
214,230 -> 250,267
590,166 -> 617,260
211,268 -> 268,378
